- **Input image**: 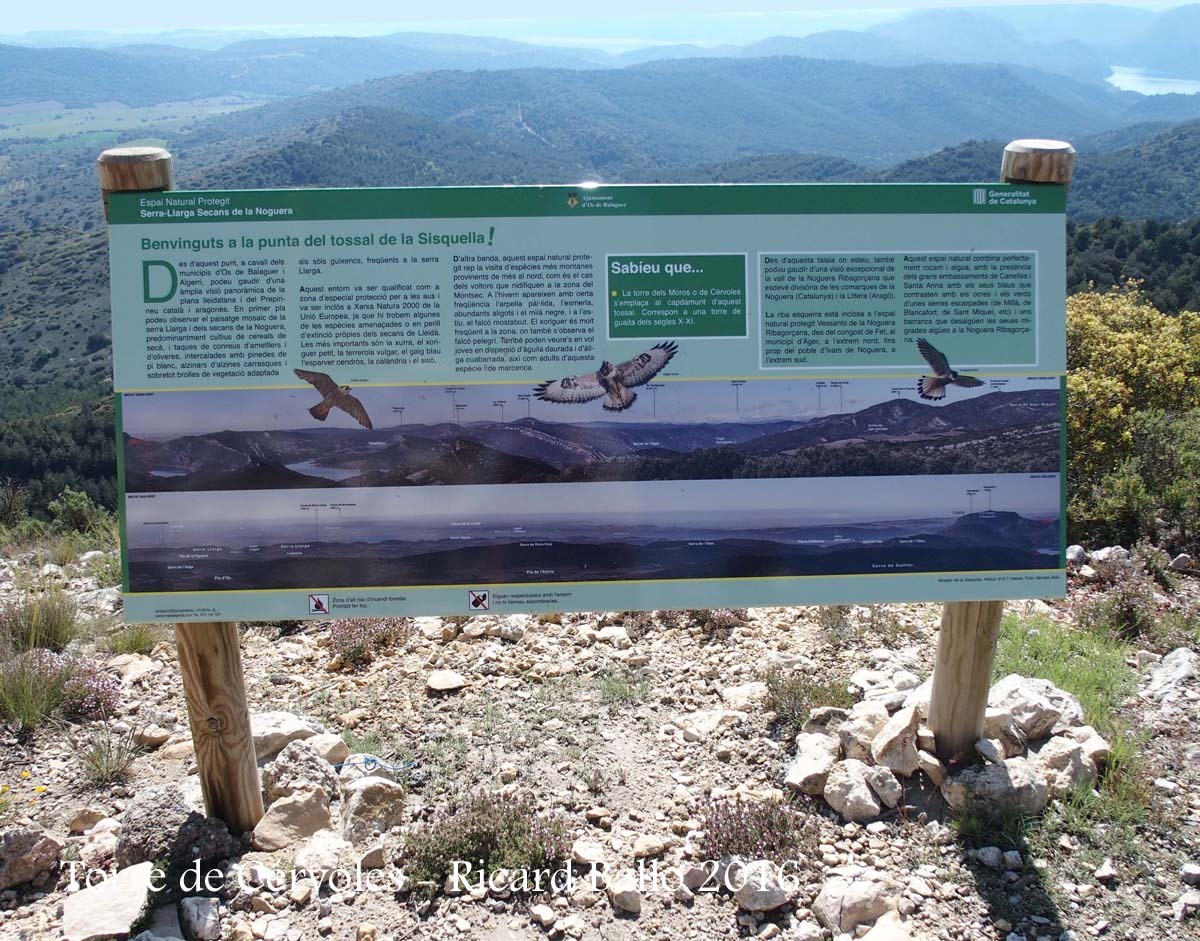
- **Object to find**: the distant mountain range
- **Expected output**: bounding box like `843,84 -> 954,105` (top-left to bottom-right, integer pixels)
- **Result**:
2,4 -> 1199,424
672,120 -> 1200,223
122,388 -> 1060,492
179,56 -> 1198,175
6,4 -> 1200,109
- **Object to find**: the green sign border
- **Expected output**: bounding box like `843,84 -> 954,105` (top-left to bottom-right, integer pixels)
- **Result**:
108,182 -> 1066,225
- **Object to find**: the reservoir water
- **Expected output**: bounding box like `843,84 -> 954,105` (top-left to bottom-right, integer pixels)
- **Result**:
1107,66 -> 1200,95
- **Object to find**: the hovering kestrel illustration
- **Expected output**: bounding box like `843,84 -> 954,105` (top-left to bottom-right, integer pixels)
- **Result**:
294,369 -> 373,428
534,342 -> 678,412
915,338 -> 984,401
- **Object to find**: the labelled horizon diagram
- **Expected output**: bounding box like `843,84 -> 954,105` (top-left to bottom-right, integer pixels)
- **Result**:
123,471 -> 1062,593
119,375 -> 1063,493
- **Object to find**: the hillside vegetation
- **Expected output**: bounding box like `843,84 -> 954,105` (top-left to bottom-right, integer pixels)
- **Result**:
184,57 -> 1196,170
1068,217 -> 1200,313
1,36 -> 1199,560
695,120 -> 1200,223
1066,288 -> 1200,552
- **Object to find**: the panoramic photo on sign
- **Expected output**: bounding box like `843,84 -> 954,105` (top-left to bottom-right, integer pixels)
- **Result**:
106,183 -> 1067,623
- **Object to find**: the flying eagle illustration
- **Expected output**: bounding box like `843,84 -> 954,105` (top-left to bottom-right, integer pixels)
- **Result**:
534,342 -> 678,412
294,369 -> 373,428
915,338 -> 984,401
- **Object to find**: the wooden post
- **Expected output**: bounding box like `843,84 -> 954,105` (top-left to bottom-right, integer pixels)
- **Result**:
927,139 -> 1074,764
1001,139 -> 1075,186
927,601 -> 1007,762
98,147 -> 264,832
96,146 -> 176,220
174,623 -> 264,832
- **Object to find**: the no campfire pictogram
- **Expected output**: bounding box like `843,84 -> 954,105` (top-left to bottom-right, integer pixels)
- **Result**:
468,590 -> 489,611
308,594 -> 329,614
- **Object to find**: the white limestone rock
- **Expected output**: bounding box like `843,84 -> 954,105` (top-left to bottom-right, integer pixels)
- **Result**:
340,776 -> 406,845
839,700 -> 889,761
864,764 -> 903,809
733,859 -> 794,912
824,759 -> 882,822
871,705 -> 921,777
252,788 -> 332,851
1143,648 -> 1198,700
813,865 -> 899,933
1033,736 -> 1097,798
784,732 -> 842,795
941,757 -> 1049,816
62,861 -> 157,941
251,711 -> 324,762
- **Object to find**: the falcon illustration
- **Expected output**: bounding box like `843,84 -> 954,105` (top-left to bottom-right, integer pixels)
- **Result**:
294,369 -> 373,429
534,342 -> 678,412
915,338 -> 984,401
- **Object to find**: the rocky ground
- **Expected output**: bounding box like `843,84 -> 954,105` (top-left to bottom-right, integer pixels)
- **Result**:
1,548 -> 1199,941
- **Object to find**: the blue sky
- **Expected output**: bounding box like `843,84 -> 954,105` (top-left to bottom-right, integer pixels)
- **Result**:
121,375 -> 1057,436
5,2 -> 1175,45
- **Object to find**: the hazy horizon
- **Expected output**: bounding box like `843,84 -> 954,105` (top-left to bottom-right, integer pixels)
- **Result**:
1,1 -> 1186,51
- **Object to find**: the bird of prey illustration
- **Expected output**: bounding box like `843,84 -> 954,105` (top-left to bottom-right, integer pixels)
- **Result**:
534,342 -> 678,412
915,338 -> 984,401
294,369 -> 373,428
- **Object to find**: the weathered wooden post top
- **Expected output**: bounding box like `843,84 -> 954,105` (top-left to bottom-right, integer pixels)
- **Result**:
1001,138 -> 1076,185
97,146 -> 176,220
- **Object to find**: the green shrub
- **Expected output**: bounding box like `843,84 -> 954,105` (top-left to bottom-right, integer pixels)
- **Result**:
85,551 -> 122,588
48,533 -> 82,567
1153,605 -> 1200,649
0,587 -> 80,652
951,796 -> 1033,850
80,727 -> 140,785
342,728 -> 387,758
1132,539 -> 1178,592
596,667 -> 650,704
2,518 -> 48,548
864,605 -> 905,644
1084,410 -> 1200,553
816,604 -> 860,646
48,487 -> 103,533
988,615 -> 1149,858
0,649 -> 74,731
401,791 -> 570,895
762,665 -> 854,737
0,647 -> 120,731
1076,572 -> 1162,644
102,623 -> 165,656
0,478 -> 27,528
1066,288 -> 1200,550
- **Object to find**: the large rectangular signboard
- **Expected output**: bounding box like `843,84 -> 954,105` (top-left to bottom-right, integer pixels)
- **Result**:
107,183 -> 1067,623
